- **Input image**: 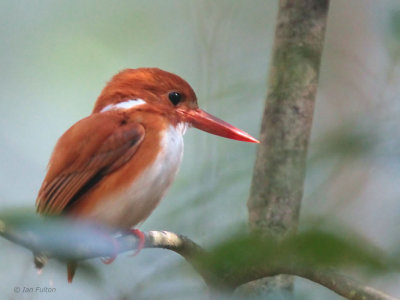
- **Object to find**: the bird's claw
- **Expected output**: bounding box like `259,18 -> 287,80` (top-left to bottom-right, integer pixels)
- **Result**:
100,228 -> 144,263
101,235 -> 119,264
129,229 -> 145,256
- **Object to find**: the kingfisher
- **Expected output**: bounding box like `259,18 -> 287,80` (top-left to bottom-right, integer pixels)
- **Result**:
36,68 -> 259,282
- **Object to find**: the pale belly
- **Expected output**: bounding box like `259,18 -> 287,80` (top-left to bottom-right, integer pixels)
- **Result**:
88,124 -> 185,229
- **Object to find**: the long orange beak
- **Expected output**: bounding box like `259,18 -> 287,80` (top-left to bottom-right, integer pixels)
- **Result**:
180,108 -> 259,143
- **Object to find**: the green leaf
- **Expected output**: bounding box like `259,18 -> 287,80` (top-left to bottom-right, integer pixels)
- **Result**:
196,228 -> 398,284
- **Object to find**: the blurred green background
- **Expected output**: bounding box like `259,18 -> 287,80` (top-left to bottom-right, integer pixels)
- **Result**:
1,0 -> 400,299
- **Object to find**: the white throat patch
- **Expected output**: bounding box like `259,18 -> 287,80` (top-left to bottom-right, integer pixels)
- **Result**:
176,122 -> 188,135
100,99 -> 146,113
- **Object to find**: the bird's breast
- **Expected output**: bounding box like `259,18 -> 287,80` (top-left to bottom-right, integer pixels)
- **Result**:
78,123 -> 185,229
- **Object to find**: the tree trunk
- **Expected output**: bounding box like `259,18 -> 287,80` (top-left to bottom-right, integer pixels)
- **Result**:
244,0 -> 330,297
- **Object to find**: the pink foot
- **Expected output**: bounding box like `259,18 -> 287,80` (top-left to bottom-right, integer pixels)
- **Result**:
130,229 -> 145,256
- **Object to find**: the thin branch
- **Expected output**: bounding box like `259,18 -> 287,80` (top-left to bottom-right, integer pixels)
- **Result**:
144,231 -> 216,288
0,223 -> 206,264
295,269 -> 398,300
0,222 -> 397,300
0,219 -> 216,288
227,264 -> 398,300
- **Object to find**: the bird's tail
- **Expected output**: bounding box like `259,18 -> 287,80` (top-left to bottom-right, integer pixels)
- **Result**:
67,261 -> 77,283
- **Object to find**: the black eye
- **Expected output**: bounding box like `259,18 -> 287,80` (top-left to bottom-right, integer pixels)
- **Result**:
168,92 -> 182,106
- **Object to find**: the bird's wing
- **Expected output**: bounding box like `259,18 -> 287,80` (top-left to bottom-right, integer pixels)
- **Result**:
36,112 -> 145,215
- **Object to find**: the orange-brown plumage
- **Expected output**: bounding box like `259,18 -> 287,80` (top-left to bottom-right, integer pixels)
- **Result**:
37,111 -> 146,218
35,68 -> 259,282
66,111 -> 171,228
93,68 -> 197,114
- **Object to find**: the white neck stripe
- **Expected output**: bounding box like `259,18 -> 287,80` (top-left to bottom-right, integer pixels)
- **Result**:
100,99 -> 146,113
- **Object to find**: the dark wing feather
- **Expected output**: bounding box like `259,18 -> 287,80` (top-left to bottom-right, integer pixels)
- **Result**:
36,112 -> 145,215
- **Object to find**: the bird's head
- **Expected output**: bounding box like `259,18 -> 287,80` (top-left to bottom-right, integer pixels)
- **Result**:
93,68 -> 259,143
